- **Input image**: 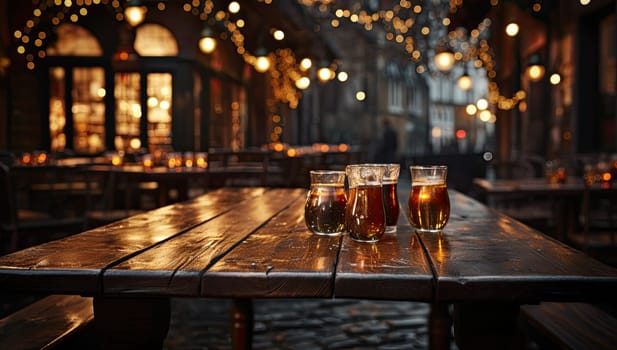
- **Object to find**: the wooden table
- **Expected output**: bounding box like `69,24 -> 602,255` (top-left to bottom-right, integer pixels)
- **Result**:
86,164 -> 209,207
472,177 -> 617,244
0,187 -> 615,350
472,177 -> 589,198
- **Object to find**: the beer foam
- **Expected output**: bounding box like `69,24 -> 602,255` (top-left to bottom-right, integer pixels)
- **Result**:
412,176 -> 444,186
314,183 -> 344,187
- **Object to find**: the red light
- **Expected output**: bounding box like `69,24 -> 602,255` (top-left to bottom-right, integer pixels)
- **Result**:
456,129 -> 467,139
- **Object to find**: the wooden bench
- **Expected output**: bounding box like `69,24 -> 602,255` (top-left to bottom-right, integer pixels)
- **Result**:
1,162 -> 88,252
520,302 -> 617,350
207,150 -> 279,187
0,295 -> 94,349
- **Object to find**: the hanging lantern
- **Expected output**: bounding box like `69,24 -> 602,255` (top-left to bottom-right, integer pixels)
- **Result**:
434,48 -> 455,72
199,27 -> 217,54
124,0 -> 147,27
457,71 -> 473,90
526,54 -> 545,82
254,48 -> 270,73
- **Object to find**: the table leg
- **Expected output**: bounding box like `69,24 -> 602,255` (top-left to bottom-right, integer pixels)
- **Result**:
157,182 -> 169,206
429,302 -> 452,350
231,298 -> 254,350
157,180 -> 188,205
453,302 -> 523,350
93,296 -> 170,350
177,180 -> 189,202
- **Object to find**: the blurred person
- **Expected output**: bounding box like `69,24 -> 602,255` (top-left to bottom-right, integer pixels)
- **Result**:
376,118 -> 398,163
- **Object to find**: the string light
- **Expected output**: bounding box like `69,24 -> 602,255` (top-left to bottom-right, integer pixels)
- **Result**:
272,29 -> 285,41
337,71 -> 348,82
295,76 -> 311,90
301,0 -> 521,112
14,0 -> 539,153
228,1 -> 240,14
505,22 -> 520,37
317,65 -> 333,82
15,0 -> 526,112
299,58 -> 312,71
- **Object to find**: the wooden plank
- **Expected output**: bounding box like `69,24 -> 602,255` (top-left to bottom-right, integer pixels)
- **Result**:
102,188 -> 306,296
0,187 -> 267,294
520,302 -> 617,350
331,187 -> 437,301
204,192 -> 340,298
334,225 -> 434,301
418,210 -> 617,302
0,295 -> 93,350
448,190 -> 499,219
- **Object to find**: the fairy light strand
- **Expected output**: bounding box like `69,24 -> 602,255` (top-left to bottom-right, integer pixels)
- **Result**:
15,0 -> 524,115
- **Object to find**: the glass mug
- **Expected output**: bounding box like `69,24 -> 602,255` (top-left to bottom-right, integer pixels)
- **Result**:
304,170 -> 347,236
382,164 -> 400,233
345,164 -> 386,242
408,165 -> 450,233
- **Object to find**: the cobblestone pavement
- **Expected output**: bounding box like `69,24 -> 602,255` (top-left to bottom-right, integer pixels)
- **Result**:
163,298 -> 458,350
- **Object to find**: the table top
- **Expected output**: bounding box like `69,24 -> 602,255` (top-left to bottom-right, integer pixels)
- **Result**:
473,177 -> 617,195
0,187 -> 615,304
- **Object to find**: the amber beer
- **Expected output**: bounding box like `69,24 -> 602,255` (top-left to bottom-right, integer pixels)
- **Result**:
305,170 -> 347,236
408,165 -> 450,233
305,184 -> 347,234
383,181 -> 399,229
381,163 -> 400,233
408,182 -> 450,232
347,185 -> 386,242
345,186 -> 357,231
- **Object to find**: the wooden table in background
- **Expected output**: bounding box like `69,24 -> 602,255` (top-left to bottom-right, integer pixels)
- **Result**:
472,177 -> 617,244
86,164 -> 209,207
0,187 -> 615,350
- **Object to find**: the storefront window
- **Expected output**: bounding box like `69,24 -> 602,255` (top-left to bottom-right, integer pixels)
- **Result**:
72,67 -> 106,153
47,24 -> 104,154
121,24 -> 177,153
49,67 -> 66,152
147,73 -> 173,153
114,73 -> 141,152
45,22 -> 182,154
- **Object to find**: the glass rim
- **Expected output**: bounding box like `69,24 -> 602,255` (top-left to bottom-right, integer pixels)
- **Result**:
310,170 -> 346,175
409,165 -> 447,170
345,163 -> 367,168
348,163 -> 399,167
